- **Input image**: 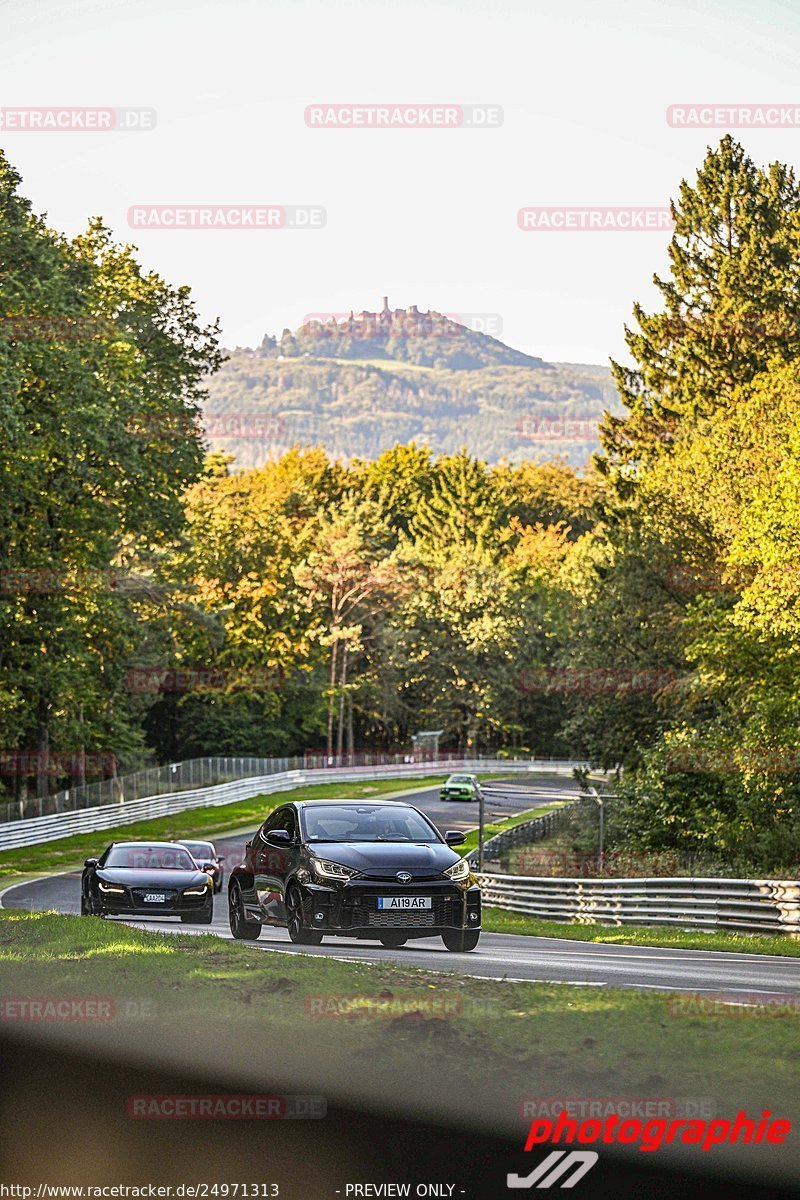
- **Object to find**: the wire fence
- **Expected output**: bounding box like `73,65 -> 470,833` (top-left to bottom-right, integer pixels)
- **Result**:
0,758 -> 589,851
466,803 -> 580,866
0,751 -> 576,824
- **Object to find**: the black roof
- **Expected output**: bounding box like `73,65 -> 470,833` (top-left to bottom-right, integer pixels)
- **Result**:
290,798 -> 419,809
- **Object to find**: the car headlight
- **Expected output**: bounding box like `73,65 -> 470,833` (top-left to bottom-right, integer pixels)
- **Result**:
311,858 -> 359,881
98,882 -> 126,894
443,858 -> 470,883
184,884 -> 210,895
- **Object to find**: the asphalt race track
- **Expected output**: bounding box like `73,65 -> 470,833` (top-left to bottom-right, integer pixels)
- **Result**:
5,774 -> 800,998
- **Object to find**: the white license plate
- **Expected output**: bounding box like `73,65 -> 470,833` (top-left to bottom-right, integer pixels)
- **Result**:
143,892 -> 167,903
377,896 -> 432,910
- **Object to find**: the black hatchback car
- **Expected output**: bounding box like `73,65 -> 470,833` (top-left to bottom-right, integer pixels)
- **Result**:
81,841 -> 214,923
227,799 -> 481,950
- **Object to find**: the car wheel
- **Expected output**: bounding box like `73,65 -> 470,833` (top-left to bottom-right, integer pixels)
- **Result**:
80,891 -> 90,916
229,883 -> 261,940
286,885 -> 323,945
442,929 -> 480,952
379,933 -> 407,948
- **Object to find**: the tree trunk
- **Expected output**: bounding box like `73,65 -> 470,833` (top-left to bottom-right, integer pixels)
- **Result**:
327,635 -> 338,757
36,697 -> 50,809
75,706 -> 86,789
336,644 -> 348,758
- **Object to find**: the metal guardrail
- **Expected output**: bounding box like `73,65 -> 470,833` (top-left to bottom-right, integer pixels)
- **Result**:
0,758 -> 588,852
475,873 -> 800,935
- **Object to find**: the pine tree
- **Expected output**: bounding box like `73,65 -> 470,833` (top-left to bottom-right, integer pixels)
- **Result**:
599,136 -> 800,487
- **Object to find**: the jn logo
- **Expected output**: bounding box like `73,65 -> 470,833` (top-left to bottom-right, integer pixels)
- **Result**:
508,1151 -> 599,1189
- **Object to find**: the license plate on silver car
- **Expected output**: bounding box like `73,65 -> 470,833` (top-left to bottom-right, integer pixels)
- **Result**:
377,896 -> 432,910
143,893 -> 167,903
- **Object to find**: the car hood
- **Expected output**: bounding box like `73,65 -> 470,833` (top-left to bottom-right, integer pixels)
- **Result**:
308,841 -> 459,878
97,868 -> 210,888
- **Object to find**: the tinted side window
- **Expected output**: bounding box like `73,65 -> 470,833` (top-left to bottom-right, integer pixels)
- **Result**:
259,809 -> 284,841
278,809 -> 298,840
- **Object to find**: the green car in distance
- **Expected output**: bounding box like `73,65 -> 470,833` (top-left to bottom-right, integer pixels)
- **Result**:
440,773 -> 483,802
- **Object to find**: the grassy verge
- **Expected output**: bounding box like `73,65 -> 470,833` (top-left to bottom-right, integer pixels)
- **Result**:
481,906 -> 800,957
0,775 -> 451,880
0,907 -> 797,1121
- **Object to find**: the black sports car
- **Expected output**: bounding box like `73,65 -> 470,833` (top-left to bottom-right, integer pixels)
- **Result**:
81,841 -> 214,923
227,799 -> 481,951
177,839 -> 225,893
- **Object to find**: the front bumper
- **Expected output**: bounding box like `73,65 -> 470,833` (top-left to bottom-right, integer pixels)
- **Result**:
440,788 -> 475,800
95,887 -> 212,916
299,880 -> 481,939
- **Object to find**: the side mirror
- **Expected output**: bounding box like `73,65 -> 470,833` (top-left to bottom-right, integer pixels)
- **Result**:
265,829 -> 291,847
444,831 -> 466,846
245,841 -> 252,850
217,855 -> 226,863
84,858 -> 98,868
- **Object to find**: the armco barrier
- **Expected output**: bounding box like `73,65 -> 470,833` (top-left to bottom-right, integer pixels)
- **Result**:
475,872 -> 800,935
0,759 -> 586,852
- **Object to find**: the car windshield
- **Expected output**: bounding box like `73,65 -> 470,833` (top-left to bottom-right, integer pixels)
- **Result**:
104,845 -> 197,870
181,842 -> 214,859
302,804 -> 440,843
448,776 -> 472,784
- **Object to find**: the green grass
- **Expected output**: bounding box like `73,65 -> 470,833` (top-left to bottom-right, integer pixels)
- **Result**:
1,907 -> 798,1122
481,906 -> 800,957
0,775 -> 452,881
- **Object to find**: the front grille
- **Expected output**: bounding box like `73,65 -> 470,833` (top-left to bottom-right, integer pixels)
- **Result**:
367,910 -> 435,927
346,895 -> 461,928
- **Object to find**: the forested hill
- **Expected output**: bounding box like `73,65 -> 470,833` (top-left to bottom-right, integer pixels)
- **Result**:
202,304 -> 621,468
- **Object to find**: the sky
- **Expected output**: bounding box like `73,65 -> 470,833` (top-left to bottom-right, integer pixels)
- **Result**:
2,0 -> 800,365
